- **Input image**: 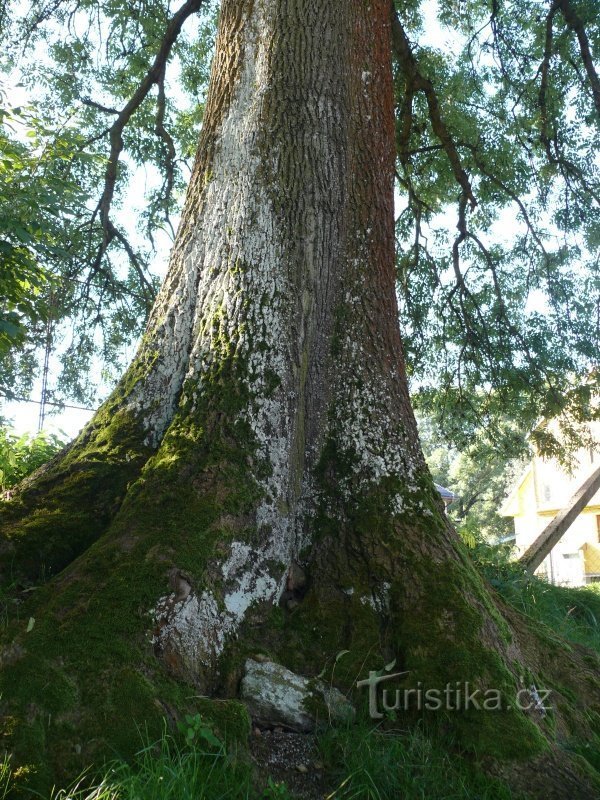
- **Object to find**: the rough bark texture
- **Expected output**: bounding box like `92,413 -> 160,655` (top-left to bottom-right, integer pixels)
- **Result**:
1,1 -> 600,797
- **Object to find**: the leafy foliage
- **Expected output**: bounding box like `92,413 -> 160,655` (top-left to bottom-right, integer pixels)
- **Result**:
0,426 -> 66,491
392,0 -> 600,451
0,94 -> 89,396
0,1 -> 218,404
418,411 -> 526,540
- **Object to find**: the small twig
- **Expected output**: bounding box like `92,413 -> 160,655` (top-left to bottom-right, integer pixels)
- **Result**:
81,98 -> 120,116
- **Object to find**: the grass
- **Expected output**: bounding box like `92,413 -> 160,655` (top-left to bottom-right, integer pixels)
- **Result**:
1,724 -> 524,800
319,722 -> 523,800
1,725 -> 256,800
0,719 -> 524,800
1,756 -> 13,800
476,542 -> 600,654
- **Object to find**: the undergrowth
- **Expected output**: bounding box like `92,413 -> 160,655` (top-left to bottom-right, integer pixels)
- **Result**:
319,722 -> 523,799
1,526 -> 598,798
0,720 -> 524,800
1,722 -> 256,800
474,540 -> 600,654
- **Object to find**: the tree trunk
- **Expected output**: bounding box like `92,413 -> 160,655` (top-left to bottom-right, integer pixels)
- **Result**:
1,1 -> 599,796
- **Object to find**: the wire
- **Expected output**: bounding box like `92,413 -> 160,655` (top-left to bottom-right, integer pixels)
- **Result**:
0,395 -> 95,412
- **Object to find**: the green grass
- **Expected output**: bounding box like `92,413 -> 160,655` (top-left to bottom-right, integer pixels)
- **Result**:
1,727 -> 256,800
476,544 -> 600,654
1,756 -> 13,800
319,722 -> 522,799
0,720 -> 523,800
48,741 -> 251,800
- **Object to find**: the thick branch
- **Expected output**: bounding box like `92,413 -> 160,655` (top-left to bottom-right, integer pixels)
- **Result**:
539,1 -> 560,158
91,0 -> 206,257
558,0 -> 600,118
390,3 -> 477,209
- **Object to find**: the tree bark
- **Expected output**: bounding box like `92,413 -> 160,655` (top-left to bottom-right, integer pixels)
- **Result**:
1,1 -> 599,796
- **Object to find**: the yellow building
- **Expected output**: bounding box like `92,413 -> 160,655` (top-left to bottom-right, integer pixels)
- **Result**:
500,423 -> 600,587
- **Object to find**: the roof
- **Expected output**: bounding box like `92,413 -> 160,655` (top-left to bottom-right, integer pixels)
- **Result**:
434,483 -> 457,500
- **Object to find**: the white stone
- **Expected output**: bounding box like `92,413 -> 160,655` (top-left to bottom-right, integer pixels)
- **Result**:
240,659 -> 355,732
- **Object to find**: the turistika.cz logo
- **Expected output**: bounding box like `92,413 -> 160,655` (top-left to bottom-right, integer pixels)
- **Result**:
356,663 -> 551,719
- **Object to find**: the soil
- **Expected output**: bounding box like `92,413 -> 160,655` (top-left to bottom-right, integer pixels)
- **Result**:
249,727 -> 336,799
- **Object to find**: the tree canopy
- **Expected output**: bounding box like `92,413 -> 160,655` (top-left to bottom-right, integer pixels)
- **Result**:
0,0 -> 598,450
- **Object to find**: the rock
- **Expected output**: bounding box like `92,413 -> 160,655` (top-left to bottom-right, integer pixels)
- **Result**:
322,685 -> 356,724
296,764 -> 309,774
241,659 -> 314,732
240,658 -> 356,733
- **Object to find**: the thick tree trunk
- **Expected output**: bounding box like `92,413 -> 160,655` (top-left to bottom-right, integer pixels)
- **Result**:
1,1 -> 600,796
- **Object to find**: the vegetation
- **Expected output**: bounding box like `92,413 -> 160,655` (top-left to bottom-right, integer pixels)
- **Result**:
319,723 -> 522,800
0,427 -> 66,492
0,1 -> 217,403
0,721 -> 256,800
1,560 -> 599,799
418,412 -> 527,541
478,540 -> 600,654
0,713 -> 525,799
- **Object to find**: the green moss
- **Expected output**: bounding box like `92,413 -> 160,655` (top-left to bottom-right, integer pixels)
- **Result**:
2,656 -> 78,715
0,341 -> 273,794
193,699 -> 251,745
306,433 -> 548,763
0,400 -> 154,585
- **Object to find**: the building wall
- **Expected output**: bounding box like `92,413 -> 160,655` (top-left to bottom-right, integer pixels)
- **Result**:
533,440 -> 600,516
506,421 -> 600,587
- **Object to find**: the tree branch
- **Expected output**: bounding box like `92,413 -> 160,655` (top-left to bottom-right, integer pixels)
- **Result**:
152,68 -> 177,238
539,1 -> 560,159
557,0 -> 600,118
91,0 -> 206,262
81,98 -> 120,116
390,2 -> 477,209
